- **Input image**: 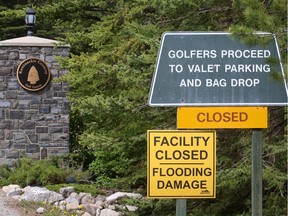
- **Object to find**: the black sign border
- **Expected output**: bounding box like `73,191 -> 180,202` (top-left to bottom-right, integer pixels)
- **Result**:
16,57 -> 51,92
147,130 -> 216,199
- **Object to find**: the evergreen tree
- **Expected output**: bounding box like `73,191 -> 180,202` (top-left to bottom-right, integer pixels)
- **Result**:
0,0 -> 286,215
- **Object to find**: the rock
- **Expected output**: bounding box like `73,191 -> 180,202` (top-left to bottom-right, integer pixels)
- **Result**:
95,195 -> 106,202
82,204 -> 97,216
106,192 -> 142,204
36,207 -> 46,214
76,210 -> 85,215
96,208 -> 101,216
20,186 -> 64,204
66,203 -> 80,211
79,192 -> 90,200
125,205 -> 138,212
108,205 -> 116,210
7,187 -> 23,197
81,194 -> 95,205
2,184 -> 20,193
59,186 -> 74,198
94,195 -> 105,208
11,195 -> 21,200
58,200 -> 67,210
2,185 -> 142,216
66,176 -> 77,184
1,186 -> 8,193
90,203 -> 103,210
66,192 -> 80,205
95,200 -> 104,207
100,209 -> 120,216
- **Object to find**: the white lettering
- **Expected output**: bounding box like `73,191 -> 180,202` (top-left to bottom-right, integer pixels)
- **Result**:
221,50 -> 271,58
180,79 -> 202,87
225,64 -> 270,72
231,79 -> 260,87
168,50 -> 217,58
188,64 -> 220,73
206,79 -> 226,87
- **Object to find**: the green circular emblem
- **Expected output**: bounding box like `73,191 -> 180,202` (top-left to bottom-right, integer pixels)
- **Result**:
17,58 -> 51,91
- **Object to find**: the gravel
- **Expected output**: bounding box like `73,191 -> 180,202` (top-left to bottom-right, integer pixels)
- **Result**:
0,190 -> 22,216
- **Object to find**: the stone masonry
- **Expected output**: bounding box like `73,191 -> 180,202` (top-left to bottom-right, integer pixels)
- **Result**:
0,36 -> 70,165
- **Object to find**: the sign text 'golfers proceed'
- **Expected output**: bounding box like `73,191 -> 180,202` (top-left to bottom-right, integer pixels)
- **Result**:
148,32 -> 288,106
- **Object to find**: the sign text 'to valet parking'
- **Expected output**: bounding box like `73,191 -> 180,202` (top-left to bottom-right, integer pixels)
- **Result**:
148,32 -> 288,106
146,32 -> 288,199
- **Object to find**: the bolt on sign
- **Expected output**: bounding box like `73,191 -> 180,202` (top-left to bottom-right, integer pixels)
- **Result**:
177,107 -> 267,129
147,130 -> 216,198
148,32 -> 288,106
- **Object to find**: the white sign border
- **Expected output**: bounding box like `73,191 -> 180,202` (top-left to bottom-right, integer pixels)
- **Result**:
148,32 -> 288,107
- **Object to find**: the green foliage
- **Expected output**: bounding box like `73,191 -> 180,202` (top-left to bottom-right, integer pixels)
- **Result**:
46,183 -> 102,197
0,0 -> 286,215
18,200 -> 79,216
0,158 -> 89,188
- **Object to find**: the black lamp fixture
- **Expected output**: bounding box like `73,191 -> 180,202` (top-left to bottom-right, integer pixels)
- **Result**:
25,3 -> 36,36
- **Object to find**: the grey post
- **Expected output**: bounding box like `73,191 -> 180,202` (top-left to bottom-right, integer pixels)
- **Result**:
252,129 -> 263,216
176,199 -> 187,216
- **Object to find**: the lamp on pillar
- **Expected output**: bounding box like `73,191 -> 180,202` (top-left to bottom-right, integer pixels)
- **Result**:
25,4 -> 36,36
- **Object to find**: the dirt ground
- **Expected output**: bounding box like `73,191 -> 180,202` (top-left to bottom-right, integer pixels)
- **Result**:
0,190 -> 31,216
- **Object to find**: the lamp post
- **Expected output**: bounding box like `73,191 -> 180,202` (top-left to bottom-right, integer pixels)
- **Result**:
25,4 -> 36,36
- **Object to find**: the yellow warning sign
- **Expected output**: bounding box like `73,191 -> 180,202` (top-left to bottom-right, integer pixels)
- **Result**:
147,130 -> 216,198
177,107 -> 267,129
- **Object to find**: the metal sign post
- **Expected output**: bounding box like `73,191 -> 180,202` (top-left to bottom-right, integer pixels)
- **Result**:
147,31 -> 287,215
176,199 -> 187,216
252,129 -> 263,216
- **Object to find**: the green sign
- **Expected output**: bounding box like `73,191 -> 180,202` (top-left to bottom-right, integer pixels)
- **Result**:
148,32 -> 288,106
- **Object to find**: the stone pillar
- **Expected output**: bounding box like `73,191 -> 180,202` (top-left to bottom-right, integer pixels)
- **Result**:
0,36 -> 70,165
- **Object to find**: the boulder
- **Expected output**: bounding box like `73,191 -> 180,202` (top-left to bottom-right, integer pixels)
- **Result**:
106,192 -> 142,204
82,204 -> 97,216
58,200 -> 67,210
2,184 -> 21,193
20,186 -> 64,204
66,203 -> 80,211
11,195 -> 21,201
100,209 -> 120,216
79,192 -> 90,200
125,205 -> 138,212
66,192 -> 80,205
81,194 -> 95,205
7,187 -> 23,197
36,207 -> 46,214
59,186 -> 74,198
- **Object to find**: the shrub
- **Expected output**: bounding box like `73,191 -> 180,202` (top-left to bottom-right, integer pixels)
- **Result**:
46,183 -> 102,196
0,158 -> 89,187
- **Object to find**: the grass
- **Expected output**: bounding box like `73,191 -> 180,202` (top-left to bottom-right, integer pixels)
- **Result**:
16,200 -> 81,216
45,183 -> 104,197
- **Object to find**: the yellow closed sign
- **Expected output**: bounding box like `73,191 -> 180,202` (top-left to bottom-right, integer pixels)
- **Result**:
147,130 -> 216,198
177,107 -> 267,129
